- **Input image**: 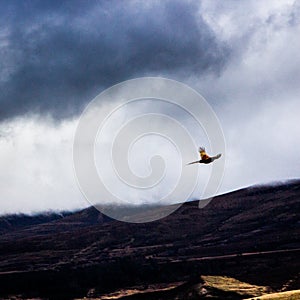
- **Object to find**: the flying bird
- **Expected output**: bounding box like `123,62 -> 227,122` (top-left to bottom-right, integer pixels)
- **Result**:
187,147 -> 222,165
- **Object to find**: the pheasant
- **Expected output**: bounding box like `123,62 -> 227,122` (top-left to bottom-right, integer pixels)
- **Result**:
187,147 -> 221,165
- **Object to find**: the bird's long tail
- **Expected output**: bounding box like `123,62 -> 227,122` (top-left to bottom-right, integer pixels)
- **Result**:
187,160 -> 199,165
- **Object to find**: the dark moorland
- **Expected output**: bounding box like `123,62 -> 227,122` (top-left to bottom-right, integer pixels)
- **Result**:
0,180 -> 299,299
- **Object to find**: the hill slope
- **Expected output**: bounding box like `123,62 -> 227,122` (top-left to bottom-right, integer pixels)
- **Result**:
0,180 -> 299,299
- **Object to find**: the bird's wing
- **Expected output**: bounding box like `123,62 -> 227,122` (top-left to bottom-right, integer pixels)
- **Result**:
211,153 -> 222,161
199,147 -> 210,160
187,160 -> 199,165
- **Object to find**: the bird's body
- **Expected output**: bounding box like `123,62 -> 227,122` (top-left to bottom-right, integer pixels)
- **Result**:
187,147 -> 221,165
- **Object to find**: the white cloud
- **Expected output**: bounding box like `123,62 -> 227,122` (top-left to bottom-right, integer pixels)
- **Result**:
220,98 -> 300,192
194,0 -> 300,192
1,1 -> 299,214
0,100 -> 213,214
0,117 -> 88,214
201,0 -> 297,42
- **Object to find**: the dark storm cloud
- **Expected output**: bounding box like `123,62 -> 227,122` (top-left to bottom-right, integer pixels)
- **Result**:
0,0 -> 231,121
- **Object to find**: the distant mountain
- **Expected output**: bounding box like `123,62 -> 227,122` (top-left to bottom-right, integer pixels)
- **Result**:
0,211 -> 72,233
0,180 -> 299,299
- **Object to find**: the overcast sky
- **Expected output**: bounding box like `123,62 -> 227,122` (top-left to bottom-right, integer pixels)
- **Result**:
1,0 -> 300,215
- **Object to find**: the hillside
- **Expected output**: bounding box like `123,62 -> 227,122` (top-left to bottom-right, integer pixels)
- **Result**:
0,180 -> 299,299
